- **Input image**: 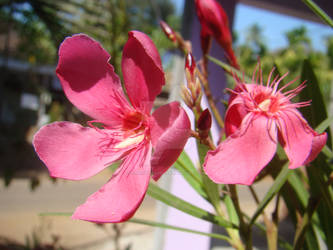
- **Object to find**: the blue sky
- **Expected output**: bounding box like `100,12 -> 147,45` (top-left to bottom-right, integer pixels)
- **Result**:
171,0 -> 333,52
234,3 -> 333,51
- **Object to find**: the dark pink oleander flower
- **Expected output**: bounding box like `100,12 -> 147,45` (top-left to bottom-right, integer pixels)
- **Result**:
204,67 -> 327,185
33,31 -> 191,222
194,0 -> 239,69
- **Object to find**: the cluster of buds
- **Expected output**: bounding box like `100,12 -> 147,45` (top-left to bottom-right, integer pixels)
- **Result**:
160,20 -> 192,54
181,53 -> 202,113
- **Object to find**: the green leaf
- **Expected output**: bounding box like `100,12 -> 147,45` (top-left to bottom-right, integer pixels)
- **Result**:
173,152 -> 208,199
302,0 -> 333,27
223,195 -> 242,243
249,163 -> 290,226
224,195 -> 240,226
176,151 -> 202,182
147,182 -> 236,228
207,55 -> 252,83
129,218 -> 231,243
287,170 -> 309,207
293,196 -> 321,249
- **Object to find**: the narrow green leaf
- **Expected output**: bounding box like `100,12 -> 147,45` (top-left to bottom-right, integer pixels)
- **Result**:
315,116 -> 333,134
207,55 -> 252,83
174,161 -> 208,200
274,169 -> 321,249
129,218 -> 231,243
302,0 -> 333,27
300,59 -> 331,147
243,214 -> 293,250
173,151 -> 207,199
224,195 -> 239,226
176,151 -> 202,182
249,163 -> 290,225
306,157 -> 333,248
223,195 -> 242,244
287,170 -> 321,224
287,170 -> 309,207
39,212 -> 72,216
293,196 -> 321,249
322,145 -> 333,159
147,182 -> 236,228
196,142 -> 221,212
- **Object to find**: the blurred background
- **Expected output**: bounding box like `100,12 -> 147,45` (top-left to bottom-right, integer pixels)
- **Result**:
0,0 -> 332,249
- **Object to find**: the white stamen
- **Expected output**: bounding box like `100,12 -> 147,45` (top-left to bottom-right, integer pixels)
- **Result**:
114,134 -> 145,149
258,99 -> 271,112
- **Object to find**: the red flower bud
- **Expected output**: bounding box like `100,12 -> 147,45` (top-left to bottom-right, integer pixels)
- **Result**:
160,20 -> 177,43
185,52 -> 196,76
194,0 -> 239,69
198,108 -> 212,132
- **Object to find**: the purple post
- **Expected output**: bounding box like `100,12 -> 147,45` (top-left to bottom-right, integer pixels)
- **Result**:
155,1 -> 238,250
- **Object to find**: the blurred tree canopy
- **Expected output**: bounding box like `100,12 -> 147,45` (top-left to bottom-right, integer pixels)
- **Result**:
0,0 -> 180,69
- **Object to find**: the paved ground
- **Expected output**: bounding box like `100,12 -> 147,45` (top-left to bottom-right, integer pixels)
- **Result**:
0,170 -> 156,250
1,167 -> 288,250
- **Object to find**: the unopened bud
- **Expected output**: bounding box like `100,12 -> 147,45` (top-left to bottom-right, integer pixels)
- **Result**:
181,85 -> 193,108
185,53 -> 196,76
160,21 -> 177,43
198,109 -> 212,137
185,53 -> 198,100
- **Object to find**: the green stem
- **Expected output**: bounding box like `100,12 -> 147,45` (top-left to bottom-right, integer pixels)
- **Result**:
250,163 -> 290,226
197,70 -> 225,129
147,182 -> 236,228
302,0 -> 333,27
129,218 -> 232,244
293,196 -> 321,249
229,185 -> 251,250
248,186 -> 276,250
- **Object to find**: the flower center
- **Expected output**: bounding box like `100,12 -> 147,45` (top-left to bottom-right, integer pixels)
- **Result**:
114,111 -> 147,149
122,111 -> 146,132
258,99 -> 271,112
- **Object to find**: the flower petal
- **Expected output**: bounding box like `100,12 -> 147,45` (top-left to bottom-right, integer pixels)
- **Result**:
304,131 -> 327,165
122,31 -> 165,113
150,102 -> 191,181
204,114 -> 277,185
72,143 -> 152,223
225,101 -> 248,137
56,34 -> 129,122
277,110 -> 326,169
33,122 -> 127,180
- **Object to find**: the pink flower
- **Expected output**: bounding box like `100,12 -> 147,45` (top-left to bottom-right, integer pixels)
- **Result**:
194,0 -> 239,69
204,67 -> 327,185
33,32 -> 191,222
